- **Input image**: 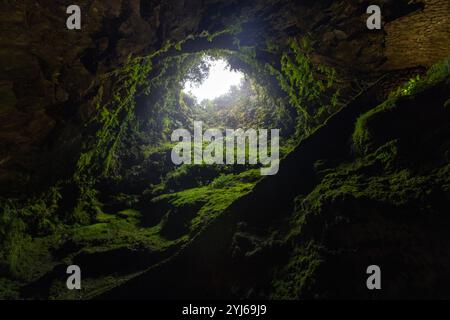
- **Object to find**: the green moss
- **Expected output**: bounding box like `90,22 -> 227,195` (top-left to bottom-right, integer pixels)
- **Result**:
0,278 -> 20,299
68,180 -> 102,225
274,133 -> 449,299
0,185 -> 65,279
75,52 -> 154,180
0,223 -> 61,284
297,140 -> 449,223
69,210 -> 176,251
353,56 -> 450,155
426,56 -> 450,84
141,142 -> 175,159
352,98 -> 396,154
117,209 -> 141,220
211,169 -> 261,188
154,169 -> 261,235
192,183 -> 253,230
275,37 -> 340,138
272,241 -> 323,299
0,201 -> 186,299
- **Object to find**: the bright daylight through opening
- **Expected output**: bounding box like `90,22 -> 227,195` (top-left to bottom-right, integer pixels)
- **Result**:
183,57 -> 244,102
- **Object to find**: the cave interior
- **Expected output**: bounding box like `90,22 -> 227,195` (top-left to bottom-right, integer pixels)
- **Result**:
0,0 -> 450,299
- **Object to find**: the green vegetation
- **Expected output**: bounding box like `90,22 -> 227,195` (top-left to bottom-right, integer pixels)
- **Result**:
353,56 -> 450,155
191,77 -> 294,138
0,186 -> 63,279
267,37 -> 341,139
2,5 -> 447,298
153,169 -> 261,236
272,241 -> 324,299
273,141 -> 450,298
70,210 -> 177,251
271,57 -> 450,299
0,41 -> 286,297
0,201 -> 183,299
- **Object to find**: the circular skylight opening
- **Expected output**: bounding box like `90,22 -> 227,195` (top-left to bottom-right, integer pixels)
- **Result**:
183,57 -> 244,102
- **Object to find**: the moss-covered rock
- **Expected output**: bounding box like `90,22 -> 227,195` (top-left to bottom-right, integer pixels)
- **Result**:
272,66 -> 450,298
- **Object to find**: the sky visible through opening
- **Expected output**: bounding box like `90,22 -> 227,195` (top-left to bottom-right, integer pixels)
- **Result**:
183,58 -> 244,102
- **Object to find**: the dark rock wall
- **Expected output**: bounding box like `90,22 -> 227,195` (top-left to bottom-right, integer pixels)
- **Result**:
384,0 -> 450,69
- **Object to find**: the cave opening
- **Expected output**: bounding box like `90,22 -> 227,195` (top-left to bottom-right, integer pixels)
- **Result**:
0,27 -> 341,298
93,45 -> 295,246
182,55 -> 244,102
2,0 -> 450,301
